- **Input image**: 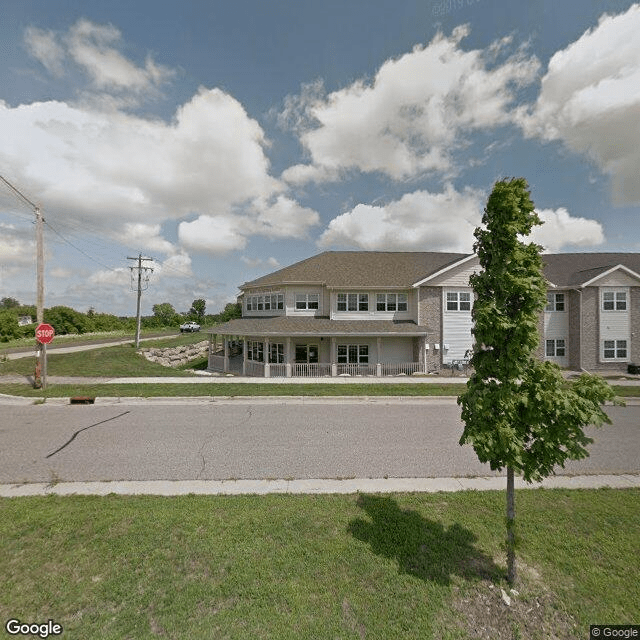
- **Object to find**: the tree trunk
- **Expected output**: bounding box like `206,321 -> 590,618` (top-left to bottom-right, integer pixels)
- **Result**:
506,465 -> 516,585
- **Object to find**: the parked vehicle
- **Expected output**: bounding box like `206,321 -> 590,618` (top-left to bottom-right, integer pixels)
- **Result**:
179,321 -> 201,333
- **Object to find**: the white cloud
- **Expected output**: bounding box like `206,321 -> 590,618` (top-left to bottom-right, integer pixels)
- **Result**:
119,223 -> 176,255
282,26 -> 539,184
25,19 -> 174,94
153,252 -> 193,278
529,208 -> 605,252
518,4 -> 640,204
178,215 -> 248,254
252,195 -> 320,238
319,185 -> 484,251
241,256 -> 280,269
319,187 -> 605,254
88,267 -> 130,286
0,223 -> 35,268
24,27 -> 66,76
50,267 -> 73,278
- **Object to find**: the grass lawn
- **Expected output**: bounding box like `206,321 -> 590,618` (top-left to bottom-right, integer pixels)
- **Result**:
1,489 -> 638,639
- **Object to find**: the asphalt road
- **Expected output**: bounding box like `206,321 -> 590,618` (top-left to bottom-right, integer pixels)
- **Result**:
1,401 -> 637,484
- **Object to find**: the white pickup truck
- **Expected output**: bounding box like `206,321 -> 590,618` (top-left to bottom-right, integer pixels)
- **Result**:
179,321 -> 201,333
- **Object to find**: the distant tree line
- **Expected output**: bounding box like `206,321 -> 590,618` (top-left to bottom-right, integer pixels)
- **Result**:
0,297 -> 241,342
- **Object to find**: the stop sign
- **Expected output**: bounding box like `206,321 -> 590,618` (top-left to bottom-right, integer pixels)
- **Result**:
35,323 -> 55,344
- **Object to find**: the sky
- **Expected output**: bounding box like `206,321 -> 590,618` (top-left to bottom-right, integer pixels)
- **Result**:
1,0 -> 639,317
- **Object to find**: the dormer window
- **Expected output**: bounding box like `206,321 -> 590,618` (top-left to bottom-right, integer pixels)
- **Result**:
337,293 -> 369,312
295,293 -> 319,310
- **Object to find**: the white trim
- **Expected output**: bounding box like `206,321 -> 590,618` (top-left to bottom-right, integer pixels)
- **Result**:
412,254 -> 476,287
581,264 -> 640,287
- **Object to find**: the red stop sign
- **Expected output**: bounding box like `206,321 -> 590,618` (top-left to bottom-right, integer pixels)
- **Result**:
35,323 -> 55,344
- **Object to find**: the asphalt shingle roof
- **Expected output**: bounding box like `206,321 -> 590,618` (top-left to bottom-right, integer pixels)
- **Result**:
541,253 -> 640,287
242,251 -> 470,289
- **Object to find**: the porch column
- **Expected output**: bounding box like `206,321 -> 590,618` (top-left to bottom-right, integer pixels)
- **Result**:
223,336 -> 229,373
330,337 -> 337,377
208,334 -> 213,370
286,337 -> 292,377
422,336 -> 428,373
263,337 -> 270,378
242,338 -> 248,376
376,336 -> 382,377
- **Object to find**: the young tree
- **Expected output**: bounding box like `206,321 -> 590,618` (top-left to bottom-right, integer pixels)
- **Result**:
189,299 -> 206,320
152,302 -> 178,326
458,178 -> 618,585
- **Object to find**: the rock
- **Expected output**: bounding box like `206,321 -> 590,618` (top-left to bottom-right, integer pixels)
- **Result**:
501,588 -> 511,606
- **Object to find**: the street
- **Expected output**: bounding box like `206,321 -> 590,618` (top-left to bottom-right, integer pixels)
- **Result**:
0,401 -> 638,484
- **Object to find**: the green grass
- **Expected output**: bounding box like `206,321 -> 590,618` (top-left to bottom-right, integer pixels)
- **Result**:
1,489 -> 637,639
0,382 -> 469,398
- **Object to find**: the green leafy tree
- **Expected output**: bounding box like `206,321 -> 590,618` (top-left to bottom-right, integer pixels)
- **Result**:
458,177 -> 618,585
44,306 -> 90,335
1,297 -> 20,309
152,302 -> 179,326
0,310 -> 21,341
218,302 -> 242,322
189,299 -> 206,321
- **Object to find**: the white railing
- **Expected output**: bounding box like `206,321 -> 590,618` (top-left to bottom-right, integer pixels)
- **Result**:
269,363 -> 287,378
380,362 -> 424,376
336,363 -> 377,377
292,363 -> 332,377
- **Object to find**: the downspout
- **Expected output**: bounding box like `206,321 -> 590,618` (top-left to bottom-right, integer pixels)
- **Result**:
574,287 -> 587,373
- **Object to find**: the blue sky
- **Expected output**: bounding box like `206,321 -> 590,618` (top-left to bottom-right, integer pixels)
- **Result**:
1,0 -> 639,316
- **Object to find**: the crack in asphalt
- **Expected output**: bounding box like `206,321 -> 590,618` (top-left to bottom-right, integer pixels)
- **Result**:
45,411 -> 131,458
197,407 -> 253,479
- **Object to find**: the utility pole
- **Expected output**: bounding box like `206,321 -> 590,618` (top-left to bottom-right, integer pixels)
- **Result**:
127,254 -> 153,349
0,175 -> 46,388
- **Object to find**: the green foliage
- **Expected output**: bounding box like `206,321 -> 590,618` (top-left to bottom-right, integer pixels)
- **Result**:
152,302 -> 180,326
458,178 -> 618,482
44,305 -> 91,335
217,301 -> 242,322
1,297 -> 20,309
0,310 -> 21,341
189,298 -> 206,320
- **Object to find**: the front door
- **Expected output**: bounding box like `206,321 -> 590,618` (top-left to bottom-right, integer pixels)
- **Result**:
295,344 -> 319,364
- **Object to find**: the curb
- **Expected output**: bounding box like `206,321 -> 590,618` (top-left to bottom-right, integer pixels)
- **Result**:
1,474 -> 639,497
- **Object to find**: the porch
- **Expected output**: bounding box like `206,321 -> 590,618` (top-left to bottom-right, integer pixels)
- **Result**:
206,317 -> 430,378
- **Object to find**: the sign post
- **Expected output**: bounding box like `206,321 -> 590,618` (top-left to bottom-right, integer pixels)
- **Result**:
35,323 -> 55,390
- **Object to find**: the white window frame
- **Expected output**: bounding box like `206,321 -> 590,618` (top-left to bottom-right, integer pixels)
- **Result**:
295,293 -> 319,311
602,290 -> 627,312
246,293 -> 284,312
446,291 -> 471,312
546,292 -> 565,312
603,339 -> 628,360
247,340 -> 264,362
337,293 -> 369,312
269,343 -> 284,364
337,344 -> 369,364
546,338 -> 566,357
376,293 -> 408,312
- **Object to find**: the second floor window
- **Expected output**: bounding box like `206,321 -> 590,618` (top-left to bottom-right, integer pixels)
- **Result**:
603,291 -> 626,311
546,293 -> 565,311
295,293 -> 319,310
376,293 -> 408,312
337,293 -> 369,312
246,294 -> 284,311
446,291 -> 471,311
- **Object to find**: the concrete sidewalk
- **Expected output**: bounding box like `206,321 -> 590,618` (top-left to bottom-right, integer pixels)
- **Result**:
2,474 -> 639,497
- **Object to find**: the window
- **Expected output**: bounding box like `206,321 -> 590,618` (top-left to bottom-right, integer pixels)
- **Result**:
546,339 -> 566,357
269,343 -> 284,363
247,341 -> 264,362
446,291 -> 471,311
376,293 -> 408,312
246,293 -> 284,312
603,291 -> 626,311
603,339 -> 627,359
295,293 -> 319,310
337,293 -> 369,312
337,344 -> 369,364
546,293 -> 565,311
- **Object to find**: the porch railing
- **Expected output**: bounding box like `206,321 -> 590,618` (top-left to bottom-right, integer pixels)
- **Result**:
269,363 -> 287,378
292,363 -> 332,377
336,363 -> 378,377
380,362 -> 424,376
245,360 -> 265,377
209,354 -> 225,371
